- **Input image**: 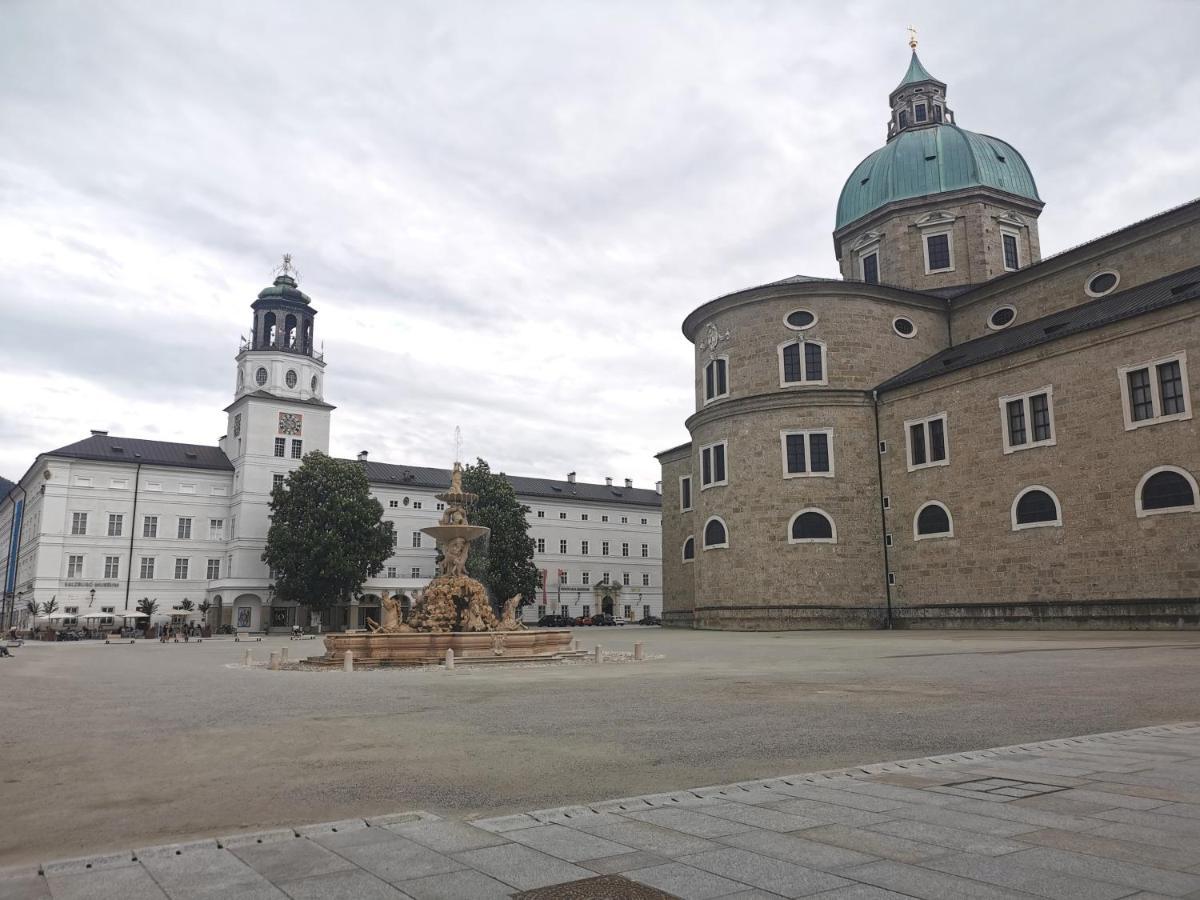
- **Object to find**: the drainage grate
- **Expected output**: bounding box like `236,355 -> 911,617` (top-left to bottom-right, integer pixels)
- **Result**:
936,777 -> 1068,798
512,874 -> 680,899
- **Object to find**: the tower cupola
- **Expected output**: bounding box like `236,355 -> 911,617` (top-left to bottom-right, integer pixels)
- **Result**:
887,51 -> 953,140
249,255 -> 317,356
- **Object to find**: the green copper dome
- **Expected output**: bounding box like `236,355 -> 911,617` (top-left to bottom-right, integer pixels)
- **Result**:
835,124 -> 1040,231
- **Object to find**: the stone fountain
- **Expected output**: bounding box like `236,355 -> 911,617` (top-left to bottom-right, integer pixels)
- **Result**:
318,461 -> 574,666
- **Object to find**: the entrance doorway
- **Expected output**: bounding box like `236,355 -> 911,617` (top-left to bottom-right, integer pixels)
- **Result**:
601,597 -> 614,615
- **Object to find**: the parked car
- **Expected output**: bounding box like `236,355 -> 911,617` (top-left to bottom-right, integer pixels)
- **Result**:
591,614 -> 616,627
576,615 -> 594,626
535,614 -> 576,627
612,616 -> 628,626
637,616 -> 662,626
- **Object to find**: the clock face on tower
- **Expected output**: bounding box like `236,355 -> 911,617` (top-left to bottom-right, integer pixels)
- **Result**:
279,412 -> 303,436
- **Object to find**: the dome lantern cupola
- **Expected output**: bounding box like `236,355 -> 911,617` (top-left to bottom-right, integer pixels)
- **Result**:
887,51 -> 953,140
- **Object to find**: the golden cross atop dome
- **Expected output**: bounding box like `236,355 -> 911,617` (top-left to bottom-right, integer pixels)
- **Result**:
907,25 -> 918,50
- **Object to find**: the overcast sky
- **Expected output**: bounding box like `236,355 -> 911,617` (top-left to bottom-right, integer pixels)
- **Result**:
2,1 -> 1199,487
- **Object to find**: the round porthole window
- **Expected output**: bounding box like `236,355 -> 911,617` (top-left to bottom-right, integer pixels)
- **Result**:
285,369 -> 298,389
1086,270 -> 1120,297
784,309 -> 817,330
988,306 -> 1017,330
892,316 -> 917,338
311,375 -> 318,392
255,367 -> 268,386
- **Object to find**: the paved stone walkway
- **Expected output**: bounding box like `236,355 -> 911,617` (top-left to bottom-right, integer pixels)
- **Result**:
5,723 -> 1200,899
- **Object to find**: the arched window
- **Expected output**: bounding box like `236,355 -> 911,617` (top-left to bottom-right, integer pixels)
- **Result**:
788,508 -> 836,544
778,339 -> 826,387
262,312 -> 277,348
1012,486 -> 1062,530
1136,466 -> 1199,517
913,502 -> 953,540
682,536 -> 695,562
702,517 -> 728,549
704,356 -> 729,403
284,314 -> 298,349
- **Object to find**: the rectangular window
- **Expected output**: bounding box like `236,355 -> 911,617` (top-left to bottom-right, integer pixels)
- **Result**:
624,604 -> 632,618
537,510 -> 545,518
781,430 -> 833,477
291,439 -> 303,459
906,413 -> 949,470
206,558 -> 221,580
642,573 -> 650,586
914,103 -> 927,122
559,539 -> 567,554
581,540 -> 589,555
925,232 -> 953,272
389,500 -> 398,508
536,538 -> 545,553
1030,394 -> 1052,442
412,532 -> 422,548
387,566 -> 397,578
581,573 -> 590,586
805,343 -> 823,382
273,474 -> 285,490
700,441 -> 728,488
622,542 -> 629,557
559,571 -> 567,585
177,517 -> 192,540
1006,399 -> 1026,446
680,476 -> 692,511
412,501 -> 422,509
781,341 -> 825,385
1002,232 -> 1020,271
559,512 -> 567,519
898,109 -> 908,128
602,541 -> 609,556
621,516 -> 628,524
174,558 -> 189,580
143,515 -> 158,538
140,557 -> 155,579
274,437 -> 286,457
861,252 -> 879,284
179,483 -> 195,494
67,555 -> 84,578
622,573 -> 630,586
104,556 -> 120,578
209,519 -> 224,540
601,515 -> 608,523
704,357 -> 729,402
641,543 -> 649,558
1120,354 -> 1191,429
71,512 -> 87,535
107,513 -> 123,537
581,513 -> 589,521
933,104 -> 943,122
411,567 -> 421,579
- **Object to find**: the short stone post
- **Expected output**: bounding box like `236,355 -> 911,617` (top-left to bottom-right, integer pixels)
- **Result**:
573,640 -> 581,652
268,651 -> 280,670
594,644 -> 603,664
343,651 -> 354,672
445,648 -> 455,671
634,641 -> 644,661
280,647 -> 289,662
243,649 -> 252,667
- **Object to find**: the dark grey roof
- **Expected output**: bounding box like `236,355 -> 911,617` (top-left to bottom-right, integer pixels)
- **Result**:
47,435 -> 235,471
0,476 -> 14,500
224,390 -> 336,412
877,265 -> 1200,392
355,460 -> 662,508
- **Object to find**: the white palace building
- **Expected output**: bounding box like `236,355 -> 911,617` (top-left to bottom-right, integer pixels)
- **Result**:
0,270 -> 663,632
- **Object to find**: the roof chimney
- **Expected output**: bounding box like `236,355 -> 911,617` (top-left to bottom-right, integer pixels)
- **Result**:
567,472 -> 576,484
605,476 -> 613,487
624,478 -> 633,488
90,429 -> 108,436
357,450 -> 368,462
655,480 -> 663,495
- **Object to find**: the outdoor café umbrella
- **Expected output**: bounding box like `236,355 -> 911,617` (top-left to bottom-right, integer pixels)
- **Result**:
118,611 -> 149,619
46,611 -> 79,620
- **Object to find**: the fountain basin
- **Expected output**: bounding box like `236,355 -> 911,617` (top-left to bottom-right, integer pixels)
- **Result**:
421,524 -> 490,544
316,629 -> 573,666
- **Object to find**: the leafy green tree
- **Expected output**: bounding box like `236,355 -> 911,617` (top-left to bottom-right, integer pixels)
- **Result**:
40,598 -> 58,616
262,451 -> 394,613
461,459 -> 540,612
136,597 -> 158,618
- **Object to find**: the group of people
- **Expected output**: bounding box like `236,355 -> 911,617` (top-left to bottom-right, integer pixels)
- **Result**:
158,622 -> 202,642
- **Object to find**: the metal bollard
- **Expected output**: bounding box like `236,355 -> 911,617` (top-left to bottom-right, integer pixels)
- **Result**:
445,648 -> 455,671
594,644 -> 603,664
243,650 -> 252,667
343,651 -> 354,672
634,641 -> 644,661
268,651 -> 280,670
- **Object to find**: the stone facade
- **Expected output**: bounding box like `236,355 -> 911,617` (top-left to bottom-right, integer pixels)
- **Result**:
657,50 -> 1200,630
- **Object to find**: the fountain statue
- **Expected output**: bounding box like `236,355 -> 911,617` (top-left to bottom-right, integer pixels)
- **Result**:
317,457 -> 569,667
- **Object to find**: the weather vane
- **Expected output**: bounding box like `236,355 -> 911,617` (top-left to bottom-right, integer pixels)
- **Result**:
907,25 -> 918,50
273,253 -> 300,281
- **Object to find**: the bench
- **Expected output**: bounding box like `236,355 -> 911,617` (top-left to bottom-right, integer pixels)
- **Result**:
104,632 -> 135,645
234,631 -> 263,642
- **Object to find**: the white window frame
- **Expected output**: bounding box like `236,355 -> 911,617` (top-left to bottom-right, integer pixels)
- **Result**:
891,316 -> 917,339
177,517 -> 192,540
859,250 -> 880,284
411,567 -> 421,579
143,515 -> 159,538
777,339 -> 828,388
1135,466 -> 1200,518
913,101 -> 928,123
209,519 -> 224,541
699,440 -> 729,490
679,475 -> 693,511
912,501 -> 955,541
783,308 -> 819,331
922,230 -> 955,274
206,558 -> 221,580
779,429 -> 835,479
999,386 -> 1056,454
1011,485 -> 1063,531
1000,229 -> 1021,271
904,413 -> 950,471
703,355 -> 730,404
701,516 -> 729,550
1118,352 -> 1191,431
174,557 -> 190,580
67,555 -> 85,578
104,555 -> 120,579
681,535 -> 695,563
70,512 -> 88,536
107,513 -> 123,537
787,508 -> 837,544
536,538 -> 545,553
139,557 -> 155,579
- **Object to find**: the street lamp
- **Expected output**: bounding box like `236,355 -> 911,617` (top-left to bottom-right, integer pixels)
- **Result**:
89,588 -> 96,608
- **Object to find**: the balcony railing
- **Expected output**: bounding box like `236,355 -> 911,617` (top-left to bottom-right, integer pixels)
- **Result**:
238,338 -> 324,362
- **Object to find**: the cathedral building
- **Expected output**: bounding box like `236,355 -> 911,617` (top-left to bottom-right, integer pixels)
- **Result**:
657,50 -> 1200,629
0,269 -> 663,632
